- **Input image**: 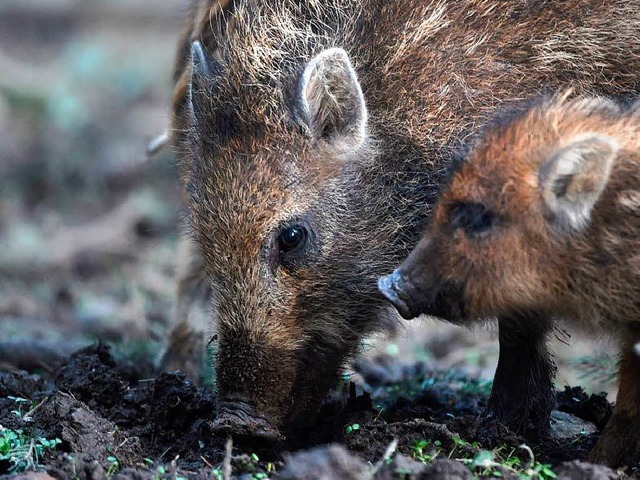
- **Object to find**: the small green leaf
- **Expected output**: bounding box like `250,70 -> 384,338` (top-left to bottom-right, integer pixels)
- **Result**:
472,450 -> 494,468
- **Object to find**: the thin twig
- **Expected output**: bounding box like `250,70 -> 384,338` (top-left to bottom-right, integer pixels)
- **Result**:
19,438 -> 36,471
22,397 -> 48,423
146,131 -> 170,158
370,438 -> 398,476
223,437 -> 233,480
200,455 -> 214,469
519,444 -> 535,471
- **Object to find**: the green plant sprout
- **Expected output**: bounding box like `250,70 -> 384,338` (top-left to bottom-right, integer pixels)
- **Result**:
0,426 -> 61,473
345,423 -> 361,434
408,436 -> 556,480
106,455 -> 120,477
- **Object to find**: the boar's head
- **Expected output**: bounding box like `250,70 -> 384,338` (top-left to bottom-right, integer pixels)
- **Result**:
174,36 -> 387,441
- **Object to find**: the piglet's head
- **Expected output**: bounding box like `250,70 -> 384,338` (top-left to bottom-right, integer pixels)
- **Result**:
379,96 -> 620,323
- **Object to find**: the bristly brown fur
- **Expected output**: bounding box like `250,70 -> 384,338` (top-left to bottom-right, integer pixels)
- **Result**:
432,93 -> 640,325
173,0 -> 640,152
166,0 -> 640,435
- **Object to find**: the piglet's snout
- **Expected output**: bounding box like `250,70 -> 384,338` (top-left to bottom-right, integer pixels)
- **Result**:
378,269 -> 419,320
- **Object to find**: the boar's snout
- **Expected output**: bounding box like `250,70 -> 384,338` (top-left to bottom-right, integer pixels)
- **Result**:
378,269 -> 422,320
210,398 -> 283,442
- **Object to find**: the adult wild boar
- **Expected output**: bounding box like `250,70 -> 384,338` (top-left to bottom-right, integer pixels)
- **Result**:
166,0 -> 640,441
378,93 -> 640,466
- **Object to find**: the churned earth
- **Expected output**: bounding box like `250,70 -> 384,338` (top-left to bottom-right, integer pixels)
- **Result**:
0,1 -> 634,479
0,338 -> 637,479
0,341 -> 633,480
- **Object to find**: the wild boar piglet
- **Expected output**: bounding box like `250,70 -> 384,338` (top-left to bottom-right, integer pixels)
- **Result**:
379,93 -> 640,467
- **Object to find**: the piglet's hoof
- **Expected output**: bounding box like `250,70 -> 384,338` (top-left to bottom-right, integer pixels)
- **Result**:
588,414 -> 640,468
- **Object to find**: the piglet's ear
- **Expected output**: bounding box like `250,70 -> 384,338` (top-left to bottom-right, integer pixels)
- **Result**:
540,134 -> 618,232
298,48 -> 368,153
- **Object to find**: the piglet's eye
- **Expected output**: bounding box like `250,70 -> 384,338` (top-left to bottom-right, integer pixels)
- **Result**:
449,202 -> 497,238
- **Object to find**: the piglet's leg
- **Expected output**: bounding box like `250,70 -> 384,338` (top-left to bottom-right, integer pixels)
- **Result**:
589,333 -> 640,468
477,314 -> 556,443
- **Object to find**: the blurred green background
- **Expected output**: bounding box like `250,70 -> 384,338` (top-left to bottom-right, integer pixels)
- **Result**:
0,0 -> 185,370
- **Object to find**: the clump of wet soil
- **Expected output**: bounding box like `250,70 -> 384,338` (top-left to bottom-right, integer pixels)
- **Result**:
0,346 -> 633,479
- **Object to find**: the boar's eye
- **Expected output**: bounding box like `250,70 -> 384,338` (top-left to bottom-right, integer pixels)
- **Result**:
278,225 -> 308,253
449,202 -> 496,238
272,221 -> 315,272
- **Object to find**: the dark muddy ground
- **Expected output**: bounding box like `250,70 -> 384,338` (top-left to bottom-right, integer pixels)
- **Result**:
0,2 -> 634,479
0,342 -> 632,479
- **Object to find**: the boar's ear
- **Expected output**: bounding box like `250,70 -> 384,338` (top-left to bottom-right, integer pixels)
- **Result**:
298,48 -> 368,153
540,134 -> 618,232
187,41 -> 211,121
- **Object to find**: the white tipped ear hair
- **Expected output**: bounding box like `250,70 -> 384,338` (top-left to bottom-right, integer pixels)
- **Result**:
298,47 -> 368,153
540,134 -> 619,232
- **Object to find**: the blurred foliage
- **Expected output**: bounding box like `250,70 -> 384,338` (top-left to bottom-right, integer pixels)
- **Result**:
0,1 -> 184,367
